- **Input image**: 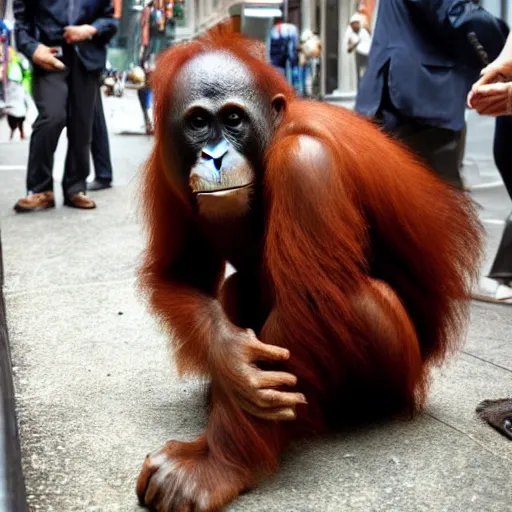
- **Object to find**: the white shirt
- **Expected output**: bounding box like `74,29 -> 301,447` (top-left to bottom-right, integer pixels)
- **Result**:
345,27 -> 372,57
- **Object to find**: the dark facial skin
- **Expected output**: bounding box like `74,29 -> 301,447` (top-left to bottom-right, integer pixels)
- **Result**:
168,51 -> 284,200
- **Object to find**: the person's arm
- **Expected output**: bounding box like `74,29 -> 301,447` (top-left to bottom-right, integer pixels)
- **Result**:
467,23 -> 512,110
467,81 -> 512,116
345,29 -> 358,53
474,31 -> 512,85
113,0 -> 123,19
14,0 -> 65,71
90,1 -> 118,43
13,0 -> 38,60
64,1 -> 118,45
141,5 -> 151,49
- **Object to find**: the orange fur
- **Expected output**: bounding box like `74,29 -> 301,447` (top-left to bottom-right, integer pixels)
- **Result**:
137,31 -> 483,511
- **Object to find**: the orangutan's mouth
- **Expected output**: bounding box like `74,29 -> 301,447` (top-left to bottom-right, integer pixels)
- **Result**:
194,184 -> 253,196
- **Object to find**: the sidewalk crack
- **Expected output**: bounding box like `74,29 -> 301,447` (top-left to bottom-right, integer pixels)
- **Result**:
461,350 -> 512,375
424,412 -> 512,463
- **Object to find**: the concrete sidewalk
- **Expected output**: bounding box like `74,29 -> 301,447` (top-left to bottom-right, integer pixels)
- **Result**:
0,94 -> 511,511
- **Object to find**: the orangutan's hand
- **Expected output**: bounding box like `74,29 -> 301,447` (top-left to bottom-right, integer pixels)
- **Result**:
210,328 -> 306,421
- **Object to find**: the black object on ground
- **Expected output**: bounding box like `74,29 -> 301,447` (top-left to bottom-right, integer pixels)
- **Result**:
0,230 -> 28,511
476,398 -> 512,440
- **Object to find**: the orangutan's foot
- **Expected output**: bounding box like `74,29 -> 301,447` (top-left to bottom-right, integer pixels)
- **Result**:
136,438 -> 251,511
476,398 -> 512,440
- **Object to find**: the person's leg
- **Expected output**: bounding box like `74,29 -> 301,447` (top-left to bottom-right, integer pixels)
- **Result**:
89,92 -> 113,189
355,53 -> 367,89
359,54 -> 368,81
475,112 -> 512,438
7,115 -> 16,140
376,63 -> 462,189
14,69 -> 68,212
137,86 -> 153,134
469,116 -> 512,302
19,118 -> 25,140
62,54 -> 99,203
394,124 -> 463,189
457,121 -> 467,172
486,116 -> 512,285
25,68 -> 68,194
493,116 -> 512,198
487,214 -> 512,284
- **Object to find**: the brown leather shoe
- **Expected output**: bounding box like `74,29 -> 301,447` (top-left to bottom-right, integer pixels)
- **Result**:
64,192 -> 96,210
14,192 -> 55,213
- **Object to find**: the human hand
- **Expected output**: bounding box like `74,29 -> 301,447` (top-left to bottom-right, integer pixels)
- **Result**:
467,81 -> 512,117
32,44 -> 65,71
210,328 -> 306,421
63,24 -> 97,44
474,58 -> 512,88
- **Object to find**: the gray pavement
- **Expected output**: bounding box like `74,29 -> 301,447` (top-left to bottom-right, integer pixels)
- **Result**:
0,94 -> 511,511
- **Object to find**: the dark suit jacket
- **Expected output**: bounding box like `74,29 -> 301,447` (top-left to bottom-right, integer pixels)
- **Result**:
356,0 -> 505,131
14,0 -> 117,71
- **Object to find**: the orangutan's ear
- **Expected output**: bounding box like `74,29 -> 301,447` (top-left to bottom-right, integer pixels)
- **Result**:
272,94 -> 287,123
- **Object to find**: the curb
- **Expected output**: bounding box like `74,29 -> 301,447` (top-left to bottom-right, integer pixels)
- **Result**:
0,230 -> 28,512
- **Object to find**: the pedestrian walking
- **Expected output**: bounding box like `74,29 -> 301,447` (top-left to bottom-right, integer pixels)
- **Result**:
12,0 -> 117,212
135,0 -> 177,135
5,47 -> 30,140
267,17 -> 300,88
345,13 -> 371,88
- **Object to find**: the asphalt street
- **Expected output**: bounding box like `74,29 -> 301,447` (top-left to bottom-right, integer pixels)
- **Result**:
0,92 -> 511,511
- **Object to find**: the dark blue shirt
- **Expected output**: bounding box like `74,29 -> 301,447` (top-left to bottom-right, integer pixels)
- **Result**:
32,0 -> 70,42
14,0 -> 118,70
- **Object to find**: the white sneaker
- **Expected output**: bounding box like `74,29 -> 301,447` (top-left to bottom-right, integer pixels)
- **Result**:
472,277 -> 512,305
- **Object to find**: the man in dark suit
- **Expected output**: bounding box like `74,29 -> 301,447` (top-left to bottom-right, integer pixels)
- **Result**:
356,0 -> 504,189
13,0 -> 117,212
